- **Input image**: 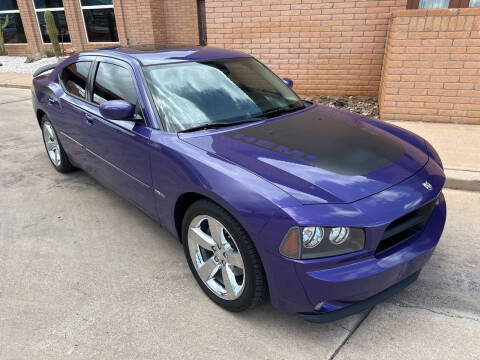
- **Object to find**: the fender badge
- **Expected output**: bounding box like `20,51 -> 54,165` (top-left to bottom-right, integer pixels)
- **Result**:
422,181 -> 433,191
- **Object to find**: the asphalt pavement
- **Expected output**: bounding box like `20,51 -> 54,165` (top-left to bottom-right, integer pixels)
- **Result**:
1,87 -> 479,359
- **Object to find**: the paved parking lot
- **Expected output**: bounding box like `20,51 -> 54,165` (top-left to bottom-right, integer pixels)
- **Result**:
1,87 -> 479,359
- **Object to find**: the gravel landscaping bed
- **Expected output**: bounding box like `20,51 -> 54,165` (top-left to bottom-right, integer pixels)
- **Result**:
0,56 -> 58,74
302,95 -> 379,119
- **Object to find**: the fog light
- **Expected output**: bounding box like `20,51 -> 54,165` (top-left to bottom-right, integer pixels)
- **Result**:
329,227 -> 350,245
314,301 -> 325,311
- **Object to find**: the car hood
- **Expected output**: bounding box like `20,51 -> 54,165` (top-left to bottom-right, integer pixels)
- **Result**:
179,104 -> 428,204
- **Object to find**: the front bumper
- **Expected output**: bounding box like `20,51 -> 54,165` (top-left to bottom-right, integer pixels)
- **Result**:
259,159 -> 447,318
261,193 -> 446,317
301,270 -> 420,323
296,193 -> 445,318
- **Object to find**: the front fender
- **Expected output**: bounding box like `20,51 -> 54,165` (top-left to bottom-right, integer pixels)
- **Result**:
149,131 -> 299,252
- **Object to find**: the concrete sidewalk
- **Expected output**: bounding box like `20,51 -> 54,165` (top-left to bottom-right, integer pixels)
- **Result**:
0,72 -> 478,191
388,121 -> 480,192
0,72 -> 32,89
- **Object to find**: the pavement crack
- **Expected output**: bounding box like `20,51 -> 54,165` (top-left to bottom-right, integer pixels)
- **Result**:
387,301 -> 480,323
328,308 -> 373,360
334,323 -> 350,332
0,98 -> 31,105
72,286 -> 90,297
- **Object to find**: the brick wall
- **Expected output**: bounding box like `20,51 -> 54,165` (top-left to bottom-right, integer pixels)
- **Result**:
379,8 -> 480,124
205,0 -> 407,95
163,0 -> 200,45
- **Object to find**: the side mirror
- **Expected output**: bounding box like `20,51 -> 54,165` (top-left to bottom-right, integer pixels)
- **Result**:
99,100 -> 135,120
282,78 -> 293,88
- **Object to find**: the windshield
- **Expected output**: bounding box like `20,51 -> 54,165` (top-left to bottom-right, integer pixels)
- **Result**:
143,58 -> 304,132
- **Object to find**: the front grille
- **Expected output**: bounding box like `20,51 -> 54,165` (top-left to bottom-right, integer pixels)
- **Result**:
375,198 -> 437,256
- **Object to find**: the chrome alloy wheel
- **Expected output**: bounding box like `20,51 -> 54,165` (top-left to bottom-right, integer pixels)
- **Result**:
42,121 -> 61,167
188,215 -> 245,300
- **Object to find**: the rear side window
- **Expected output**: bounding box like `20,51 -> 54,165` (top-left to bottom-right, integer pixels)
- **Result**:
61,62 -> 91,99
92,62 -> 138,106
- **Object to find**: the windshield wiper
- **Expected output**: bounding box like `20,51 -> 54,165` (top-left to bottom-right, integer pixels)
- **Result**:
253,105 -> 305,119
178,119 -> 262,133
178,105 -> 305,133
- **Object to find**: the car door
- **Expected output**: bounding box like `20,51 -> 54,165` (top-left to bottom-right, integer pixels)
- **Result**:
53,58 -> 95,166
80,57 -> 156,217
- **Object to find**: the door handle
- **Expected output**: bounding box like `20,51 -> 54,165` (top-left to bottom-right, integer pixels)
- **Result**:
85,114 -> 94,125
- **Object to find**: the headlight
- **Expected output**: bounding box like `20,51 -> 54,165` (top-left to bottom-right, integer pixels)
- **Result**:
425,140 -> 443,169
280,226 -> 364,259
329,227 -> 350,245
302,226 -> 324,248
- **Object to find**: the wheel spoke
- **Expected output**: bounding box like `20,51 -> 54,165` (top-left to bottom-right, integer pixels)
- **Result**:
53,149 -> 59,164
46,141 -> 55,151
197,257 -> 220,282
189,227 -> 215,250
221,266 -> 238,299
207,217 -> 224,247
226,250 -> 244,270
43,131 -> 50,144
46,124 -> 55,138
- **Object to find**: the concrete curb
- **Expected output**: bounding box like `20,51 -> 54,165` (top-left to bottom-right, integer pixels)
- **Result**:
445,178 -> 480,192
0,83 -> 30,89
444,169 -> 480,192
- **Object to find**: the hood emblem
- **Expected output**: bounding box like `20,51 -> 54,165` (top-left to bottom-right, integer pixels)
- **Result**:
422,181 -> 433,191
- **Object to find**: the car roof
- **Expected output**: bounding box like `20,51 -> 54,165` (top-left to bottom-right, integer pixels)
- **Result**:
79,44 -> 252,66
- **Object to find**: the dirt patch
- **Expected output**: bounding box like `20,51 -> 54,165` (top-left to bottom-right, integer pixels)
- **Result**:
301,95 -> 379,119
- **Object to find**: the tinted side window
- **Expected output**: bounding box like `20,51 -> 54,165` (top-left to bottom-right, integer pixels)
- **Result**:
92,62 -> 137,106
61,62 -> 91,99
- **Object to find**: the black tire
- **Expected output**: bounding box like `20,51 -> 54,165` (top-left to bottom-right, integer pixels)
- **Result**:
182,199 -> 267,312
41,115 -> 75,173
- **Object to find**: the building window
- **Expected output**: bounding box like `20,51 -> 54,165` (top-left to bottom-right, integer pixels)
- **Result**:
0,0 -> 27,43
80,0 -> 118,43
419,0 -> 450,7
408,0 -> 480,7
197,0 -> 207,45
32,0 -> 70,43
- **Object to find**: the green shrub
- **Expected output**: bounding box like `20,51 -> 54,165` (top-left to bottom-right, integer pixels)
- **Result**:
44,50 -> 56,58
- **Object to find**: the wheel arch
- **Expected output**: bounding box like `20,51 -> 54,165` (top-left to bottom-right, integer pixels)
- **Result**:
36,108 -> 46,127
173,191 -> 207,241
172,189 -> 267,247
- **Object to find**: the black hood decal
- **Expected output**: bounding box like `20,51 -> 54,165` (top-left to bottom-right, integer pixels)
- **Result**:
223,108 -> 405,176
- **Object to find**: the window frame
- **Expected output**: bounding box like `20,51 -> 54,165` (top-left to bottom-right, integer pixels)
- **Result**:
0,0 -> 27,45
88,58 -> 147,127
31,0 -> 71,44
78,0 -> 119,44
407,0 -> 474,8
59,60 -> 94,101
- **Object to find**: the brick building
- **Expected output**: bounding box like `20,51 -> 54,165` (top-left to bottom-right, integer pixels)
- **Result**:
1,0 -> 479,123
0,0 -> 200,56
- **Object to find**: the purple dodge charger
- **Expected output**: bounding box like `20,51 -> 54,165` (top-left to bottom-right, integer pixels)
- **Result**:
32,45 -> 446,322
